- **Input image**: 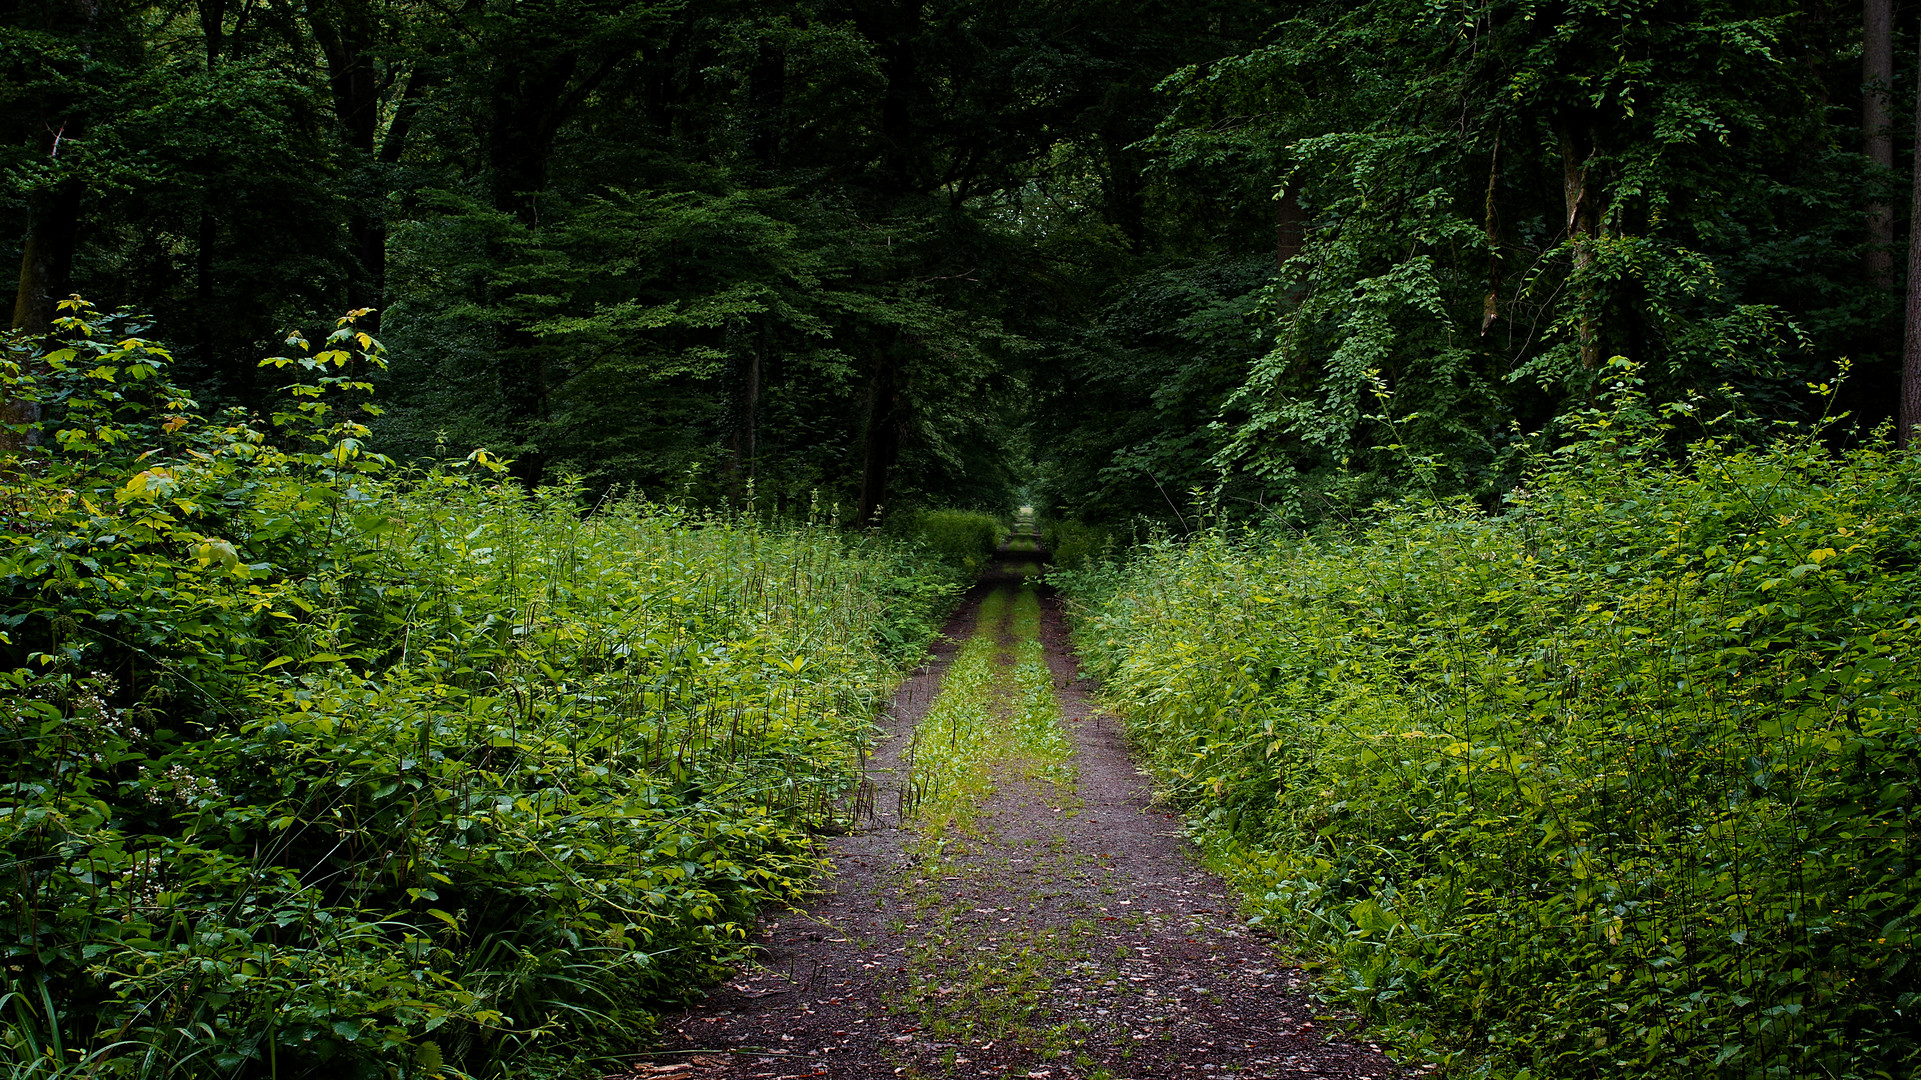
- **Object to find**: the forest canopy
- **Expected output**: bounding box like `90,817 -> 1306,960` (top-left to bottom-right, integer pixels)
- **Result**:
4,0 -> 1912,521
6,4 -> 1921,1078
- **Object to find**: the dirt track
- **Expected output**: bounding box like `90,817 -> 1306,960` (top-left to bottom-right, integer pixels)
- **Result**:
626,542 -> 1406,1080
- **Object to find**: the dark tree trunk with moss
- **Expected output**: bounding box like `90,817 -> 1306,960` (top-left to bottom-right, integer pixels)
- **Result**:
1558,116 -> 1602,370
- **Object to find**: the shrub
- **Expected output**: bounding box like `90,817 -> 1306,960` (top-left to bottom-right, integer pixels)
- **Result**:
1065,371 -> 1921,1080
892,509 -> 1006,578
1038,518 -> 1111,574
0,303 -> 952,1078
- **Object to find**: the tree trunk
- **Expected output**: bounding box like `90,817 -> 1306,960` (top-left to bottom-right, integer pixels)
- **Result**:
487,56 -> 581,487
1274,184 -> 1304,270
1481,126 -> 1502,335
345,211 -> 387,328
3,179 -> 84,450
1558,120 -> 1602,369
199,0 -> 226,65
643,21 -> 691,138
10,181 -> 81,337
3,0 -> 99,451
849,1 -> 925,521
1866,0 -> 1896,288
1901,44 -> 1921,447
312,2 -> 392,330
857,351 -> 900,526
343,69 -> 431,335
871,2 -> 923,193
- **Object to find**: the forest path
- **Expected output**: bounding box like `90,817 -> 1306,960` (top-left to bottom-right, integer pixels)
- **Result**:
628,530 -> 1404,1080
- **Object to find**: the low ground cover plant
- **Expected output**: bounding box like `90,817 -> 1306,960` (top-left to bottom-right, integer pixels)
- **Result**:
0,304 -> 955,1078
1064,371 -> 1920,1079
901,585 -> 1072,832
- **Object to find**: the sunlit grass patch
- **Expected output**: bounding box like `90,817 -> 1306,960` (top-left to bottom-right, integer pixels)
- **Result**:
903,586 -> 1075,834
900,590 -> 1009,831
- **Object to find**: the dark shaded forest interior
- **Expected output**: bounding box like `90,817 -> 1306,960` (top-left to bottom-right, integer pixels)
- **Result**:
8,0 -> 1917,522
6,4 -> 1921,1080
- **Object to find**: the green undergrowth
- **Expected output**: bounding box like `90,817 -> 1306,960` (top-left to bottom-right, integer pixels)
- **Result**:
889,510 -> 1008,580
901,586 -> 1073,834
901,591 -> 1009,830
0,305 -> 957,1079
1039,520 -> 1112,574
1062,373 -> 1921,1080
1005,592 -> 1075,788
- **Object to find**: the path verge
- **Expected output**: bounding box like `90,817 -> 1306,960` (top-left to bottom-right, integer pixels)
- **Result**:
631,548 -> 1405,1080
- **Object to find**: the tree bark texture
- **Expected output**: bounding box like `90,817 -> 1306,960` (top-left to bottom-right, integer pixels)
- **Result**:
1902,42 -> 1921,446
1481,126 -> 1502,335
1865,0 -> 1896,288
1558,120 -> 1602,370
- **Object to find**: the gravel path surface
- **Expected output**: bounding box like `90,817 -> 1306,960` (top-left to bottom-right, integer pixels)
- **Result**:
621,548 -> 1407,1080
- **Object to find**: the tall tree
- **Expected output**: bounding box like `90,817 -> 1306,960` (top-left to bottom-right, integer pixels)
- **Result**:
6,0 -> 102,338
1126,0 -> 1862,520
1904,40 -> 1921,445
469,0 -> 677,483
307,0 -> 430,332
1865,0 -> 1895,288
3,0 -> 116,450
